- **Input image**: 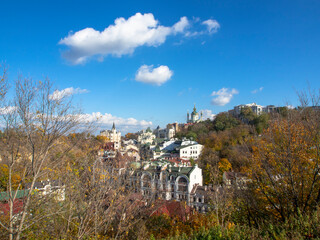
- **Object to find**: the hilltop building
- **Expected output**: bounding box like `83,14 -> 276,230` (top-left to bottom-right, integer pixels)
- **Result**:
229,103 -> 282,116
187,105 -> 203,124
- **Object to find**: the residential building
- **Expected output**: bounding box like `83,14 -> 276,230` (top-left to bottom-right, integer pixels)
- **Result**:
137,127 -> 156,145
150,139 -> 203,161
129,161 -> 203,203
154,125 -> 175,140
223,171 -> 249,189
179,142 -> 203,160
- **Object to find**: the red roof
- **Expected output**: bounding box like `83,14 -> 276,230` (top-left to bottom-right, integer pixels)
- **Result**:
0,199 -> 24,216
151,200 -> 192,221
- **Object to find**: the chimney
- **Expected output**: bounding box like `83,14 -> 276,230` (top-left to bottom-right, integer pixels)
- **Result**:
204,186 -> 208,191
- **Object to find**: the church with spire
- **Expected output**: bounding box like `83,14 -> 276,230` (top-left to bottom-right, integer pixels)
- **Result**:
100,123 -> 122,149
187,105 -> 203,123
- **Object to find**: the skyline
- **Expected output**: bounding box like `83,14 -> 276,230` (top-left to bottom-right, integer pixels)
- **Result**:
1,0 -> 320,133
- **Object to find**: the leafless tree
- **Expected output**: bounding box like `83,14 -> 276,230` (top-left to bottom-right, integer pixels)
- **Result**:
0,74 -> 84,240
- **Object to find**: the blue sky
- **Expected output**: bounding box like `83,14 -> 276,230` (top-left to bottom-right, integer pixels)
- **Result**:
1,0 -> 320,133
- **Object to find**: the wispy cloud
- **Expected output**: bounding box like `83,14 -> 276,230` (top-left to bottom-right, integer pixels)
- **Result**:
251,87 -> 264,94
135,65 -> 173,86
49,87 -> 88,101
200,109 -> 216,120
211,88 -> 239,106
202,19 -> 220,34
80,112 -> 152,133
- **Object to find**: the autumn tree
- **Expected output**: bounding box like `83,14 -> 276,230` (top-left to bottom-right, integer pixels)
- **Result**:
0,75 -> 85,240
246,97 -> 320,222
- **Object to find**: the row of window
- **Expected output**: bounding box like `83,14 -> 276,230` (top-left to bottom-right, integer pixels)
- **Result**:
181,151 -> 198,154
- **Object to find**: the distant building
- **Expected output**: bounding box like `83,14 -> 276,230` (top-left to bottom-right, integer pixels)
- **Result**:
151,139 -> 203,161
100,123 -> 122,149
233,103 -> 264,116
223,171 -> 249,189
231,103 -> 286,117
187,105 -> 203,123
263,105 -> 277,113
154,125 -> 176,140
137,127 -> 156,145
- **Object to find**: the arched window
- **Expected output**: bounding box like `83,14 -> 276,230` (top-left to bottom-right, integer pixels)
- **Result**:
142,174 -> 151,188
177,177 -> 188,192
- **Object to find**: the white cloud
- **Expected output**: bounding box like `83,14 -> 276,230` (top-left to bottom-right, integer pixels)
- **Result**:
0,106 -> 17,115
211,88 -> 239,106
251,87 -> 264,94
202,19 -> 220,34
172,17 -> 189,34
135,65 -> 173,86
200,109 -> 216,120
59,13 -> 190,64
50,87 -> 88,101
79,112 -> 152,133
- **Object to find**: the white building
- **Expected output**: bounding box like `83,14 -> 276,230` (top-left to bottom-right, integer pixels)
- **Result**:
150,139 -> 203,161
137,127 -> 156,145
179,143 -> 203,160
233,103 -> 264,116
129,161 -> 203,202
100,123 -> 122,149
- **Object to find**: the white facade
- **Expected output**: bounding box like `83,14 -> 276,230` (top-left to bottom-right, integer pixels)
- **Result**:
179,144 -> 203,160
100,123 -> 121,149
130,163 -> 203,202
233,103 -> 264,116
137,128 -> 156,145
150,139 -> 203,160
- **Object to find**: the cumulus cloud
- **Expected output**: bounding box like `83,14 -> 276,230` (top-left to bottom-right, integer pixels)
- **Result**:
202,19 -> 220,34
59,13 -> 220,64
251,87 -> 264,94
49,87 -> 88,101
135,65 -> 173,86
211,88 -> 239,106
59,13 -> 190,64
200,109 -> 216,120
79,112 -> 152,133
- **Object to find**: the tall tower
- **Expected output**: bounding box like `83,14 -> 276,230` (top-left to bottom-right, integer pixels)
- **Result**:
187,111 -> 190,123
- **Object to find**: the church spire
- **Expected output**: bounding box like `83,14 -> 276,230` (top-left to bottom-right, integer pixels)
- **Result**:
193,104 -> 197,113
112,122 -> 115,130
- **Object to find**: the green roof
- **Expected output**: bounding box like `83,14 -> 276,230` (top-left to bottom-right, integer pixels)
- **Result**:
0,190 -> 30,201
166,166 -> 196,178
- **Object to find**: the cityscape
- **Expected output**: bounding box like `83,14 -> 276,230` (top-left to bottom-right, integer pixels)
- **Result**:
1,1 -> 320,239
